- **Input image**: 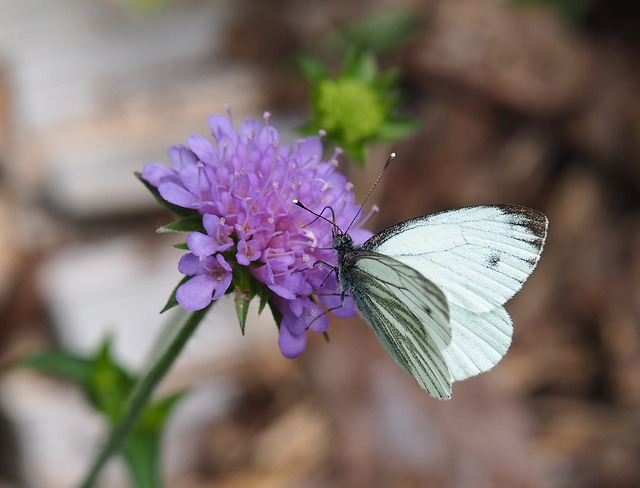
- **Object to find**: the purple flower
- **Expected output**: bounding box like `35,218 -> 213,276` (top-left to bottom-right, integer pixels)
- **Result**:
142,109 -> 374,358
176,254 -> 233,311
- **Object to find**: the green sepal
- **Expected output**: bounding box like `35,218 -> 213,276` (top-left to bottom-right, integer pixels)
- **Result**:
343,142 -> 366,166
173,242 -> 189,251
377,117 -> 422,142
232,266 -> 258,334
297,54 -> 330,84
268,297 -> 283,330
160,275 -> 191,313
323,331 -> 330,343
157,216 -> 205,234
135,172 -> 198,218
372,66 -> 401,92
342,48 -> 377,82
257,282 -> 269,315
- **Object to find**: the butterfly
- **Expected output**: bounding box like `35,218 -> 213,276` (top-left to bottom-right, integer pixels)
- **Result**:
294,154 -> 548,399
330,204 -> 548,399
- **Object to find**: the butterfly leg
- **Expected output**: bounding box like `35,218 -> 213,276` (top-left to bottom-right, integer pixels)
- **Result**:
295,260 -> 338,298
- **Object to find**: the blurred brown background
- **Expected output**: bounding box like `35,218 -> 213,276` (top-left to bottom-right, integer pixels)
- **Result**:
1,0 -> 640,487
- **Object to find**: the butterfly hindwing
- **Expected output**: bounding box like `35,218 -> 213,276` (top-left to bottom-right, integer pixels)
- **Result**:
339,250 -> 453,399
443,304 -> 513,381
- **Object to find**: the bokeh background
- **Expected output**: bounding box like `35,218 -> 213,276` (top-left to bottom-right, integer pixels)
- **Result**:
1,0 -> 640,487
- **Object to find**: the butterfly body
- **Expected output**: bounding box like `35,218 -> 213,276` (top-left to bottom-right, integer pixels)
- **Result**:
332,204 -> 548,399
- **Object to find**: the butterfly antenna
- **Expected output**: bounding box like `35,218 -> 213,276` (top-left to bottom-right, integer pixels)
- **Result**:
345,152 -> 395,232
293,200 -> 339,235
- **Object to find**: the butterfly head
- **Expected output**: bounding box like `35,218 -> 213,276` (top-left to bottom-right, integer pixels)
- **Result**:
332,232 -> 354,256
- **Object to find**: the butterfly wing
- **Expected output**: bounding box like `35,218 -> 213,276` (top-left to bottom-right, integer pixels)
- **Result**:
363,205 -> 548,381
340,250 -> 453,399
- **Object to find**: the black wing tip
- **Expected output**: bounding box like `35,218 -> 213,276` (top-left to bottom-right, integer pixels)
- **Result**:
495,204 -> 549,238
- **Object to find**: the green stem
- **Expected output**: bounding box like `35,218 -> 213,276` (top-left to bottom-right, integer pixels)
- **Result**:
78,306 -> 211,488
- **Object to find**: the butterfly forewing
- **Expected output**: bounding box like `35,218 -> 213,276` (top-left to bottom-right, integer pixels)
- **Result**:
340,251 -> 453,399
364,205 -> 548,313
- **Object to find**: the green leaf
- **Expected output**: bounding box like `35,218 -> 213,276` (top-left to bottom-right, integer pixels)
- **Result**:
18,350 -> 93,387
78,308 -> 211,488
18,340 -> 137,423
508,0 -> 592,26
157,216 -> 205,234
89,339 -> 135,421
137,392 -> 184,432
160,275 -> 191,313
121,433 -> 162,488
339,9 -> 422,53
121,393 -> 183,488
135,172 -> 197,218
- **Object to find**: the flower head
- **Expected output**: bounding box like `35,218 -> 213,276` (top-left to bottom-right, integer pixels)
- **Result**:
299,50 -> 421,164
141,109 -> 373,358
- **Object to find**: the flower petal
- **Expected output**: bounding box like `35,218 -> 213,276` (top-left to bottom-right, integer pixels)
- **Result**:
266,283 -> 298,300
167,144 -> 198,171
211,255 -> 233,300
208,114 -> 237,145
177,253 -> 203,275
176,274 -> 216,311
188,134 -> 217,164
141,163 -> 174,186
186,232 -> 217,257
278,320 -> 307,359
158,181 -> 197,208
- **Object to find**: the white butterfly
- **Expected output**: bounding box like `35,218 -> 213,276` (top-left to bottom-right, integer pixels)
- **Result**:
331,204 -> 548,399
